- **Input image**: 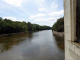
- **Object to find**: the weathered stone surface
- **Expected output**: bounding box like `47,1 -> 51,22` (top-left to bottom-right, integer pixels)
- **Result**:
64,0 -> 80,60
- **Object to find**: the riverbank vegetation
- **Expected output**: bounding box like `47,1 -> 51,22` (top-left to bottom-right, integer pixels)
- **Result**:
0,17 -> 51,34
52,17 -> 64,32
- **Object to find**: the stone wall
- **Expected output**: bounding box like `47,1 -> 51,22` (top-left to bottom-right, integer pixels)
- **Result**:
64,0 -> 80,60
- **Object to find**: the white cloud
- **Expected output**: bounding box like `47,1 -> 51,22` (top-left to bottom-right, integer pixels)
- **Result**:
34,17 -> 58,22
49,10 -> 64,16
34,18 -> 47,21
3,17 -> 22,21
3,0 -> 26,6
34,17 -> 61,27
29,13 -> 46,19
52,2 -> 55,5
51,2 -> 55,8
55,5 -> 58,8
41,0 -> 45,1
51,2 -> 58,9
39,8 -> 47,12
48,18 -> 57,21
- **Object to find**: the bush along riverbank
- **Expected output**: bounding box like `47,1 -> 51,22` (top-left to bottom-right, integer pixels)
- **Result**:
52,17 -> 64,36
0,17 -> 51,37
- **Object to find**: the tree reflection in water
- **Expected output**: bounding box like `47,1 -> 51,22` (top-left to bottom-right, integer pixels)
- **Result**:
0,30 -> 64,60
0,32 -> 33,53
53,34 -> 64,51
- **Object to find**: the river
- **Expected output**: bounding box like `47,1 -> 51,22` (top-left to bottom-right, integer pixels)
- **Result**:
0,30 -> 64,60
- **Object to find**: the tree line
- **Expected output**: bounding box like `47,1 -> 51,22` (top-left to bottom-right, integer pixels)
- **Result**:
52,17 -> 64,32
0,17 -> 51,34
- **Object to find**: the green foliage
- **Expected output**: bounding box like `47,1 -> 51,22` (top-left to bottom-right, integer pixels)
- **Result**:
25,31 -> 28,33
32,24 -> 51,31
26,22 -> 32,31
52,17 -> 64,32
8,33 -> 12,36
0,17 -> 51,34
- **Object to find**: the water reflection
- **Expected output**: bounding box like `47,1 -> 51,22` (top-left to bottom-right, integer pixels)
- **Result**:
0,32 -> 33,53
0,30 -> 64,60
53,34 -> 64,51
27,32 -> 33,39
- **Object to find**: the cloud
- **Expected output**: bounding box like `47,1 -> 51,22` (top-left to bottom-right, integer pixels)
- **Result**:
33,17 -> 61,27
34,18 -> 47,21
29,13 -> 46,19
49,10 -> 64,16
48,18 -> 57,21
38,8 -> 47,12
3,0 -> 26,6
52,2 -> 55,5
34,17 -> 58,22
3,17 -> 22,21
41,0 -> 45,1
55,5 -> 58,8
51,2 -> 58,9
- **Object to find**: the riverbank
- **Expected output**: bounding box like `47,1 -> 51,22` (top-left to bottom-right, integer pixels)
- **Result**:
0,30 -> 45,38
53,31 -> 64,37
0,32 -> 28,38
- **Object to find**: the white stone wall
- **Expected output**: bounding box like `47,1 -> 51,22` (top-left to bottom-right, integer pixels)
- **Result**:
64,0 -> 80,60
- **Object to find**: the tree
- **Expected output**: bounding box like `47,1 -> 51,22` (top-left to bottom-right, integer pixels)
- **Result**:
52,17 -> 64,32
0,17 -> 51,34
26,22 -> 32,31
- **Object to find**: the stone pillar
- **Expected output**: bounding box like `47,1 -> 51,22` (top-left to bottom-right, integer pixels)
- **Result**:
63,0 -> 79,60
64,0 -> 76,42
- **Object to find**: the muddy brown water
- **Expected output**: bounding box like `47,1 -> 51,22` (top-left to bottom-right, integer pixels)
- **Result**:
0,30 -> 64,60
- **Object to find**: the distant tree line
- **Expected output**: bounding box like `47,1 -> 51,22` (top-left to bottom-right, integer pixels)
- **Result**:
0,17 -> 51,34
52,17 -> 64,32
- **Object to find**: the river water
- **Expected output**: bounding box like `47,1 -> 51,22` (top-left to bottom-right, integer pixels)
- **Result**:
0,30 -> 64,60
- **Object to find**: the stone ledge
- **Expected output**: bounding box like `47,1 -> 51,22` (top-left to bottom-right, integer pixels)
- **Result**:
68,40 -> 80,48
68,40 -> 80,57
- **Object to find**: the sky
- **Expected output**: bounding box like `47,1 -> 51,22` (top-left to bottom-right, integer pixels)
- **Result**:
0,0 -> 64,27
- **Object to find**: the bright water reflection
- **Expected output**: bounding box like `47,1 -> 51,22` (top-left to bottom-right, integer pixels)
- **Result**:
0,30 -> 64,60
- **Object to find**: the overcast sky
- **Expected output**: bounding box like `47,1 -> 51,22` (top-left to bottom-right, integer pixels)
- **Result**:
0,0 -> 64,27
